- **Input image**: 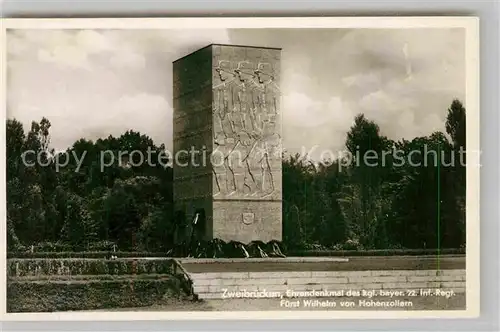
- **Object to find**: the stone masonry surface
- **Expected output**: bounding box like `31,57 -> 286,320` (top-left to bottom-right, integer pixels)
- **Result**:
173,44 -> 282,243
188,269 -> 466,300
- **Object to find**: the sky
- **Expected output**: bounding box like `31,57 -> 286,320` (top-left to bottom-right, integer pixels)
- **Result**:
7,28 -> 465,159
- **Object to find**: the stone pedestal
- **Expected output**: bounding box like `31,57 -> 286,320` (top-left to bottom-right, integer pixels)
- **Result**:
173,44 -> 282,244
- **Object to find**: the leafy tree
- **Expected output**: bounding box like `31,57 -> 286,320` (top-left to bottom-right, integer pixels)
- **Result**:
342,114 -> 389,247
445,99 -> 466,246
60,194 -> 95,250
446,99 -> 466,150
5,99 -> 467,253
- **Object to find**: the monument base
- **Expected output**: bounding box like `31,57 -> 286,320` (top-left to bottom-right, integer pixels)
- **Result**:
213,201 -> 282,244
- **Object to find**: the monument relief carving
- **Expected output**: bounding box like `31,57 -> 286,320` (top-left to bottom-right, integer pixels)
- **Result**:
212,57 -> 281,200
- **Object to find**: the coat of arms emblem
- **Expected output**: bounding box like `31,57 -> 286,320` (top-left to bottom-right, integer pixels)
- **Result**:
242,212 -> 255,225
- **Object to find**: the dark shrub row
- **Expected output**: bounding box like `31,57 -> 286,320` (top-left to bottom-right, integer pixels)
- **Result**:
9,247 -> 464,260
7,277 -> 187,313
7,258 -> 176,277
11,241 -> 118,254
7,251 -> 170,259
8,239 -> 287,259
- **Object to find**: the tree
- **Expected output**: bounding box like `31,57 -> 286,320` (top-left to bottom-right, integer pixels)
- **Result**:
445,99 -> 466,246
60,194 -> 96,250
6,99 -> 467,253
6,119 -> 25,179
446,99 -> 466,150
342,114 -> 389,247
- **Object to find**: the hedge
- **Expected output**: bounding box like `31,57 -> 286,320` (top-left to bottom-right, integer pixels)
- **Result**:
7,258 -> 177,277
7,277 -> 188,313
9,274 -> 178,282
8,248 -> 465,260
7,251 -> 171,259
12,240 -> 116,253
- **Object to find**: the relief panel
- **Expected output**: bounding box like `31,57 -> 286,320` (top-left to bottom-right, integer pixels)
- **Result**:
211,46 -> 282,201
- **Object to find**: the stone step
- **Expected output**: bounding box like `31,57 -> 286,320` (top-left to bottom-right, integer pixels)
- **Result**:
193,281 -> 466,294
189,274 -> 465,287
195,287 -> 466,300
188,269 -> 466,300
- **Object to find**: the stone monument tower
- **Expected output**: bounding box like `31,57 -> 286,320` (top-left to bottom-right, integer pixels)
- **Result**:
173,44 -> 282,244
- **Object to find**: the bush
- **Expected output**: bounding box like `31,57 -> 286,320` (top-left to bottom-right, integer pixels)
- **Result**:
85,240 -> 118,252
7,258 -> 176,277
31,241 -> 72,252
7,276 -> 188,313
333,239 -> 364,251
7,251 -> 171,259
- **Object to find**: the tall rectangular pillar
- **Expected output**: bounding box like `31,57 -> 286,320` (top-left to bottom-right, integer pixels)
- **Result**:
173,44 -> 282,244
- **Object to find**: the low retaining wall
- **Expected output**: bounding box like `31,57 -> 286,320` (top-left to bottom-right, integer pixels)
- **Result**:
189,269 -> 466,300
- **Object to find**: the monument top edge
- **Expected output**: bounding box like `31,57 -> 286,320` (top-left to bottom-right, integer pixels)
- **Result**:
172,43 -> 282,63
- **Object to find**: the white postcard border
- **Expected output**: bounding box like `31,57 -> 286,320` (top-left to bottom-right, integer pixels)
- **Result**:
0,16 -> 480,321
